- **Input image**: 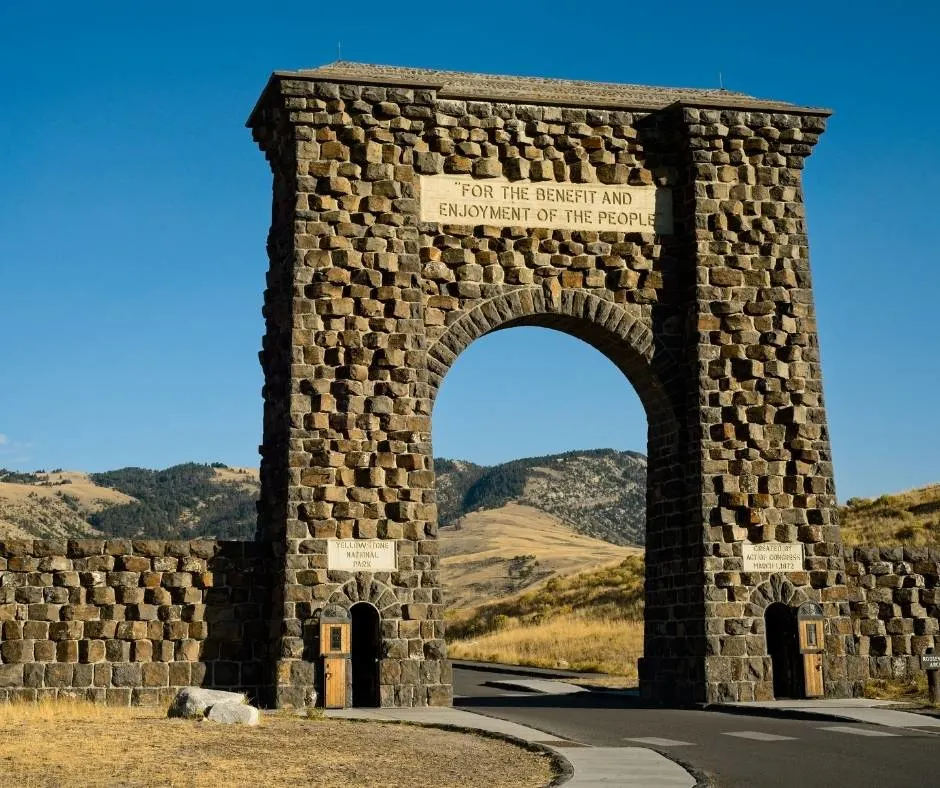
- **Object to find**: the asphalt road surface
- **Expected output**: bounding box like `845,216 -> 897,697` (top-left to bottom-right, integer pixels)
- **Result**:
454,664 -> 940,787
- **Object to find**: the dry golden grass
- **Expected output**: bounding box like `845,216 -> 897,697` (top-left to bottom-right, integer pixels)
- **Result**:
863,675 -> 939,706
840,484 -> 940,546
449,614 -> 644,677
0,471 -> 135,508
212,466 -> 260,491
0,700 -> 555,788
447,556 -> 645,677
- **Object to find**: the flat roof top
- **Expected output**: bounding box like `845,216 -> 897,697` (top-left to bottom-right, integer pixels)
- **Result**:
256,61 -> 830,116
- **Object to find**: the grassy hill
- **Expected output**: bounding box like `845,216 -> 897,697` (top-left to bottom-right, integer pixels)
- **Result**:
439,502 -> 640,610
0,469 -> 131,539
839,484 -> 940,546
446,555 -> 646,678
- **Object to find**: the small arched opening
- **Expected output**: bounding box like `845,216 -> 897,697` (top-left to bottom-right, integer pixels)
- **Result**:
350,602 -> 381,707
765,602 -> 803,699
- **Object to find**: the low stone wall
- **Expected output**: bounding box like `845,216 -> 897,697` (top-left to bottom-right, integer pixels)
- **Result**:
1,535 -> 938,705
845,546 -> 940,683
0,539 -> 269,705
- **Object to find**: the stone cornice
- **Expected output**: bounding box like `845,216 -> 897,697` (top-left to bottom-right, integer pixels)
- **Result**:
246,62 -> 831,126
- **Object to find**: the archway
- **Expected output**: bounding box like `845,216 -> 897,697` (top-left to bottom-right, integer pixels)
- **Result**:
252,62 -> 851,707
350,603 -> 381,707
432,322 -> 648,676
765,603 -> 803,699
428,288 -> 695,702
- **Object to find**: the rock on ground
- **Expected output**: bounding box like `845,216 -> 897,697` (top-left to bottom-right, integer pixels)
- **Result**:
206,701 -> 261,726
168,687 -> 248,720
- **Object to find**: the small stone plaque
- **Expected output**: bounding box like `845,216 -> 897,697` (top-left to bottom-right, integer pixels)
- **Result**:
742,542 -> 804,572
419,175 -> 673,234
327,539 -> 397,571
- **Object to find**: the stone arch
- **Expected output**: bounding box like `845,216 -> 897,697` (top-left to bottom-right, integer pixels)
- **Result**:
426,286 -> 683,431
747,573 -> 814,617
425,284 -> 698,702
323,575 -> 402,621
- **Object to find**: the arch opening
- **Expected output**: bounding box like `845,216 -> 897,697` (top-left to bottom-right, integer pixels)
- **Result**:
765,602 -> 804,699
350,602 -> 381,708
429,290 -> 694,694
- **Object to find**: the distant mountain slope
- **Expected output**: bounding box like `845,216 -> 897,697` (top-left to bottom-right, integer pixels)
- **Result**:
839,484 -> 940,546
0,450 -> 648,545
439,503 -> 640,609
435,449 -> 647,546
0,465 -> 259,540
0,469 -> 131,539
88,464 -> 259,539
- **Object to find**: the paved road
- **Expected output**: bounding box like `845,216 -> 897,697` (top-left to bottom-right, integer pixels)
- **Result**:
454,665 -> 940,787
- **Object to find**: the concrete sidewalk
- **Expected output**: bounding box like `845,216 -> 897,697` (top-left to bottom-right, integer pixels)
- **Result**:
710,698 -> 940,730
328,706 -> 697,787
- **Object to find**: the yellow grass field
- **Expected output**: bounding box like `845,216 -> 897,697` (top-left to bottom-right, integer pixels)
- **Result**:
448,614 -> 644,678
0,470 -> 135,539
0,700 -> 555,788
447,556 -> 646,680
212,465 -> 260,490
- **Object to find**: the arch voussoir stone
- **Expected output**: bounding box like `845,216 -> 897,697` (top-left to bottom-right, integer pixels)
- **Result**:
749,574 -> 814,613
426,287 -> 680,426
326,576 -> 398,617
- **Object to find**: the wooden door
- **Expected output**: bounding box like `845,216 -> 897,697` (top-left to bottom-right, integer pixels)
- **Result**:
803,653 -> 824,698
324,657 -> 347,708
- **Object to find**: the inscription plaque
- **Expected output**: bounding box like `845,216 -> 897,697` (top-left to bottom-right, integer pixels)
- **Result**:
419,175 -> 673,234
742,542 -> 804,572
327,539 -> 397,571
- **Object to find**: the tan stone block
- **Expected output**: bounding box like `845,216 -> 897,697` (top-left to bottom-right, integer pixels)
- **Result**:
80,640 -> 106,663
176,640 -> 201,662
49,621 -> 83,641
142,662 -> 168,687
115,621 -> 148,640
0,639 -> 34,663
132,640 -> 153,663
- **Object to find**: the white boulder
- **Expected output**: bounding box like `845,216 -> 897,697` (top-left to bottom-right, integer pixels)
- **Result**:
206,701 -> 261,726
168,687 -> 248,720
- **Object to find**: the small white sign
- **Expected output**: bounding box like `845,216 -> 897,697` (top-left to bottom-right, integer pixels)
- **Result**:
327,539 -> 397,571
742,542 -> 804,572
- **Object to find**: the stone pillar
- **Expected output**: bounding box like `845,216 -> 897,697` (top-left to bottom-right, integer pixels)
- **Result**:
678,103 -> 853,701
250,76 -> 447,707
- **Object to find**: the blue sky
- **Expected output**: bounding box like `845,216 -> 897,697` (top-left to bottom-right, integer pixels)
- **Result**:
1,1 -> 937,500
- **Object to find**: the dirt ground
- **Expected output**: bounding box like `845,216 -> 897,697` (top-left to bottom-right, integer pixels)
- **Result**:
0,702 -> 556,788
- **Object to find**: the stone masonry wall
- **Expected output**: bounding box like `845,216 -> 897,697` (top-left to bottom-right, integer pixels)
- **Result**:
0,540 -> 268,705
845,545 -> 940,691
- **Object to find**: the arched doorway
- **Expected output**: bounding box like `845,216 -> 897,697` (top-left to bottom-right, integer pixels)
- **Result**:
351,603 -> 381,707
765,603 -> 803,699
